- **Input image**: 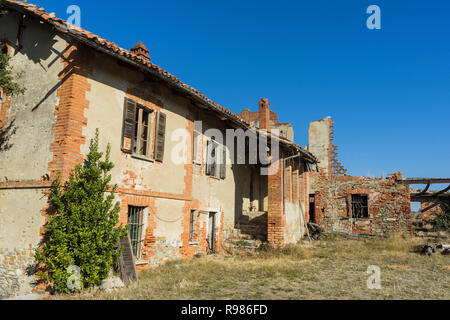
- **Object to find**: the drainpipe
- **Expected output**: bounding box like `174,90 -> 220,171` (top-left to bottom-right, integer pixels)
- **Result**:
282,151 -> 302,215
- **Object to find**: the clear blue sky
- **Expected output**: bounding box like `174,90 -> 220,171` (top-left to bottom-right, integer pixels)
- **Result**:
33,0 -> 449,180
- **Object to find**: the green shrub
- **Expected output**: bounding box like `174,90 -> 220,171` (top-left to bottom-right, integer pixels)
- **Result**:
35,129 -> 127,293
0,43 -> 24,96
432,206 -> 450,231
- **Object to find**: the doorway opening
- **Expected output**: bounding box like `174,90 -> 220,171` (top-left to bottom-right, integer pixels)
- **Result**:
309,194 -> 316,223
207,212 -> 217,252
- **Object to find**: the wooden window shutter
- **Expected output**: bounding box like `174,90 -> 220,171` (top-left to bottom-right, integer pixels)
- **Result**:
346,194 -> 352,218
155,111 -> 166,162
220,145 -> 226,179
205,140 -> 212,175
122,98 -> 137,153
210,150 -> 216,177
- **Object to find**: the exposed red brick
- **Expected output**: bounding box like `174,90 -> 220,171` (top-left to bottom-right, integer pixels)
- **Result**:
267,157 -> 285,246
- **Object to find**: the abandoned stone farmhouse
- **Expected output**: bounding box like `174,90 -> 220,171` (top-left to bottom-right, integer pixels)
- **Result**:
0,1 -> 447,298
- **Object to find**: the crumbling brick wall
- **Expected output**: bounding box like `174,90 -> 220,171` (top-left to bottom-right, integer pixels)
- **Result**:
308,116 -> 346,177
309,171 -> 412,236
236,99 -> 294,140
420,202 -> 445,225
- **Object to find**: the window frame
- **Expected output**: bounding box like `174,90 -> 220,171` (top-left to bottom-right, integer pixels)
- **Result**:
193,128 -> 202,165
132,104 -> 155,160
189,209 -> 199,244
127,205 -> 145,259
206,139 -> 221,179
350,194 -> 369,219
121,97 -> 166,163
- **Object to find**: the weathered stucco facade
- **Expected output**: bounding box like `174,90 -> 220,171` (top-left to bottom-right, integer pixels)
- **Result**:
0,0 -> 419,299
0,1 -> 316,297
0,10 -> 67,297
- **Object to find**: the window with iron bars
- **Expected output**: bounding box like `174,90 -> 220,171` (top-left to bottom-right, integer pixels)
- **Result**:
127,206 -> 145,258
351,194 -> 369,219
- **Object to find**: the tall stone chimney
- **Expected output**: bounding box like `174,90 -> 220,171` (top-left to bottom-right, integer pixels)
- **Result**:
130,42 -> 151,61
258,98 -> 270,131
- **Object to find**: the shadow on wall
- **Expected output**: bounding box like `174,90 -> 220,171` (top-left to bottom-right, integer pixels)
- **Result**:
231,161 -> 268,227
0,118 -> 16,151
31,43 -> 76,112
4,12 -> 75,113
232,164 -> 245,224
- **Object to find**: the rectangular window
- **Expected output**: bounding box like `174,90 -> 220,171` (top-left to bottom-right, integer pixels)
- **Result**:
206,140 -> 226,179
193,125 -> 202,164
189,210 -> 198,243
133,106 -> 154,158
351,194 -> 369,219
122,98 -> 166,161
127,206 -> 145,258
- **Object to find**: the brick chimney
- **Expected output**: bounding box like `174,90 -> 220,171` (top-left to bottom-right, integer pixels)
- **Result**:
258,98 -> 270,131
130,42 -> 150,61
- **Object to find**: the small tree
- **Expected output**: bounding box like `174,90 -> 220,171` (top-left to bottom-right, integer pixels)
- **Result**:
432,203 -> 450,232
0,44 -> 25,96
35,129 -> 127,293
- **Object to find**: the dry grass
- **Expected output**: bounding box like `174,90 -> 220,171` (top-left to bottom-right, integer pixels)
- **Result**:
53,235 -> 450,300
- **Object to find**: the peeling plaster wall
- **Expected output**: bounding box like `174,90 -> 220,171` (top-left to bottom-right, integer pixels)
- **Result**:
191,115 -> 268,235
80,51 -> 193,266
0,12 -> 64,180
0,189 -> 46,297
81,51 -> 263,267
283,160 -> 308,244
0,189 -> 46,249
284,202 -> 304,243
80,52 -> 186,194
152,198 -> 185,247
0,14 -> 67,298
